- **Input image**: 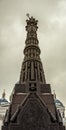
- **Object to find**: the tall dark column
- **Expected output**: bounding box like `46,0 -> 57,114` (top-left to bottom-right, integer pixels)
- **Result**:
19,16 -> 46,92
2,16 -> 65,130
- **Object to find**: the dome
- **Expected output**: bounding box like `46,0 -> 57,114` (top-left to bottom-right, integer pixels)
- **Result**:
0,90 -> 9,106
0,98 -> 8,105
54,99 -> 64,108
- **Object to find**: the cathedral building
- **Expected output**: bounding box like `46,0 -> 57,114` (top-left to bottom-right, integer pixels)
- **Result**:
0,91 -> 9,120
53,91 -> 65,119
2,16 -> 65,130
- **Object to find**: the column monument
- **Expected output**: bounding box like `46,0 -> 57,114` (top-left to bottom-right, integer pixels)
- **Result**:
2,15 -> 65,130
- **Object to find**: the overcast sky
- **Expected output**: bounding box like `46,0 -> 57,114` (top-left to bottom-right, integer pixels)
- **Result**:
0,0 -> 66,114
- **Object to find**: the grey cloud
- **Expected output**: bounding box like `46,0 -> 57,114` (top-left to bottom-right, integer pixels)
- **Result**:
0,0 -> 66,113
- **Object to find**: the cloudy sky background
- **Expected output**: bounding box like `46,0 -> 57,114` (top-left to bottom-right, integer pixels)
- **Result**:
0,0 -> 66,114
